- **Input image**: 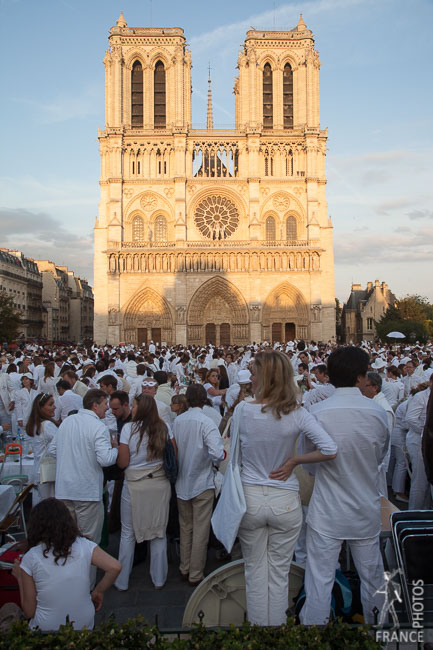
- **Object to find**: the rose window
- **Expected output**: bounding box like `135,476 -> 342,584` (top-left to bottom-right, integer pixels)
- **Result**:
194,195 -> 239,240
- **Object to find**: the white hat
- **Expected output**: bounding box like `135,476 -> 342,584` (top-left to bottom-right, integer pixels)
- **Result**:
82,359 -> 95,367
371,358 -> 387,370
21,372 -> 33,380
225,384 -> 241,409
237,369 -> 251,384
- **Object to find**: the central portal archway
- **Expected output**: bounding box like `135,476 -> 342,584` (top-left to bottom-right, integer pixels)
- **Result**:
187,277 -> 249,346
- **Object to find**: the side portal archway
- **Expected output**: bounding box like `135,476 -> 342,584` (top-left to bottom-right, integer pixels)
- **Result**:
122,287 -> 174,345
187,277 -> 249,346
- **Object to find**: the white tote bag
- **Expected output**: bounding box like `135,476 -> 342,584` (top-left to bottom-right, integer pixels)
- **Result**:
211,402 -> 246,553
39,422 -> 56,484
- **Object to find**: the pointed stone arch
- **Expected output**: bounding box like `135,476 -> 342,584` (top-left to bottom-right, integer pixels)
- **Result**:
262,281 -> 309,342
187,277 -> 249,345
122,287 -> 174,345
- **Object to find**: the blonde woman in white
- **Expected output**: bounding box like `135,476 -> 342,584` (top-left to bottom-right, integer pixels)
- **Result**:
234,350 -> 337,626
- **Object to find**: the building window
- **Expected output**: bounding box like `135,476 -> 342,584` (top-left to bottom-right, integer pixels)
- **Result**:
286,216 -> 297,240
263,63 -> 273,129
283,63 -> 293,129
131,61 -> 143,128
285,150 -> 293,176
154,215 -> 168,242
154,61 -> 166,128
132,216 -> 144,241
367,317 -> 374,330
265,216 -> 276,241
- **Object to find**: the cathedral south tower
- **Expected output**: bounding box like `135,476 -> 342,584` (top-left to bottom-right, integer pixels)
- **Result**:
94,13 -> 335,346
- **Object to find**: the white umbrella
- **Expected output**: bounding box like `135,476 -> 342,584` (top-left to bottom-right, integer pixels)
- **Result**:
386,331 -> 405,339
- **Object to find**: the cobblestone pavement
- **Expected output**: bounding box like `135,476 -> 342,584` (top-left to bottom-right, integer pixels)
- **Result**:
95,532 -> 232,629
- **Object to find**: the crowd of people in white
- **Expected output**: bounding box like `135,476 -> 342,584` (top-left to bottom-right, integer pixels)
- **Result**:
0,337 -> 432,630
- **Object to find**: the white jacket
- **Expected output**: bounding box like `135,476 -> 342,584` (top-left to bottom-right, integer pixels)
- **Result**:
50,409 -> 118,502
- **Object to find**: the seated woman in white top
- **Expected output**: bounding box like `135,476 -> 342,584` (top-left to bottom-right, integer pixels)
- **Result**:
25,392 -> 58,502
115,394 -> 173,591
235,349 -> 338,627
12,498 -> 121,630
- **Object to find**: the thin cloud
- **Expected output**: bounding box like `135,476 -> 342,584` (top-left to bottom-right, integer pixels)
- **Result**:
334,227 -> 433,265
11,84 -> 103,124
376,198 -> 413,215
407,209 -> 433,220
0,208 -> 93,282
190,0 -> 371,54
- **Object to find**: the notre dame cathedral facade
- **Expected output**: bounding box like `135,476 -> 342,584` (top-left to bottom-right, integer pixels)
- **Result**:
94,13 -> 336,346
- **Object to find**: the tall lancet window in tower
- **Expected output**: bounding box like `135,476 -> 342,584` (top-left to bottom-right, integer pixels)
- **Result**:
265,216 -> 276,241
154,215 -> 168,242
283,63 -> 293,129
131,61 -> 143,128
132,216 -> 144,241
154,61 -> 166,128
263,63 -> 273,129
286,215 -> 297,241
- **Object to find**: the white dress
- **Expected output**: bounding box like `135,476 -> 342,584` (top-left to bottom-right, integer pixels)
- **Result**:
20,537 -> 97,630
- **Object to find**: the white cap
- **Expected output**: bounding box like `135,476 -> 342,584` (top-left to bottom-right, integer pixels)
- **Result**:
237,369 -> 252,384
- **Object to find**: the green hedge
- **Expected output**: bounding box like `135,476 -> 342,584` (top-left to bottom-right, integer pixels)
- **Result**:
0,617 -> 382,649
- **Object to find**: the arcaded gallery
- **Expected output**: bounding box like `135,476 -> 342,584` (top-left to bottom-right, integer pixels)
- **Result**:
94,13 -> 335,346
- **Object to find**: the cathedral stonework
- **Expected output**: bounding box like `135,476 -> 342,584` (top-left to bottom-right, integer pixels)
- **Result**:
94,13 -> 336,346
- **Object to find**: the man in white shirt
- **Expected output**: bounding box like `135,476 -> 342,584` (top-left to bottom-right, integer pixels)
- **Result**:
300,346 -> 389,625
62,370 -> 88,398
362,371 -> 395,497
50,389 -> 118,573
173,384 -> 224,586
56,380 -> 83,421
403,360 -> 423,397
405,379 -> 432,509
141,378 -> 172,427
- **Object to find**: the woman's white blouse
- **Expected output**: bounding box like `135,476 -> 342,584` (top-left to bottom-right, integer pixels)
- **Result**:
20,537 -> 97,630
237,402 -> 337,490
120,422 -> 162,469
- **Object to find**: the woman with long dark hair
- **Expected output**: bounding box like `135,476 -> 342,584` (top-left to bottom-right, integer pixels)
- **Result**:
26,393 -> 58,501
115,394 -> 172,591
38,361 -> 57,396
12,498 -> 121,630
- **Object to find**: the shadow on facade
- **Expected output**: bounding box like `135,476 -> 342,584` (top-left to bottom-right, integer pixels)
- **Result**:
106,248 -> 327,347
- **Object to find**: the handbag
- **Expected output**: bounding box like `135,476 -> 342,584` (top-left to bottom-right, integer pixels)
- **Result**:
218,415 -> 232,475
39,422 -> 56,484
163,436 -> 178,484
211,402 -> 246,553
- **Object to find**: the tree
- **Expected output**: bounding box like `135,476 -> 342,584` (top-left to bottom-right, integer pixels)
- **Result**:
375,294 -> 432,343
0,291 -> 23,343
396,295 -> 429,322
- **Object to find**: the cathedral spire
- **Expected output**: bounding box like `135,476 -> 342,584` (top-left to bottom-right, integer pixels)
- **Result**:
116,11 -> 127,28
206,64 -> 213,130
297,13 -> 306,31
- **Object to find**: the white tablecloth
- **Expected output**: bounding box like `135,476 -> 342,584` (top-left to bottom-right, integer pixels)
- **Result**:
0,457 -> 34,481
0,484 -> 16,519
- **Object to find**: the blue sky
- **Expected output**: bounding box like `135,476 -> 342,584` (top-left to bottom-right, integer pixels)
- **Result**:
1,0 -> 432,304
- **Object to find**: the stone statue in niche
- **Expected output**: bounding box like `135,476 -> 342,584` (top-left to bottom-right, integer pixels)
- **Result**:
108,307 -> 118,325
176,306 -> 186,323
